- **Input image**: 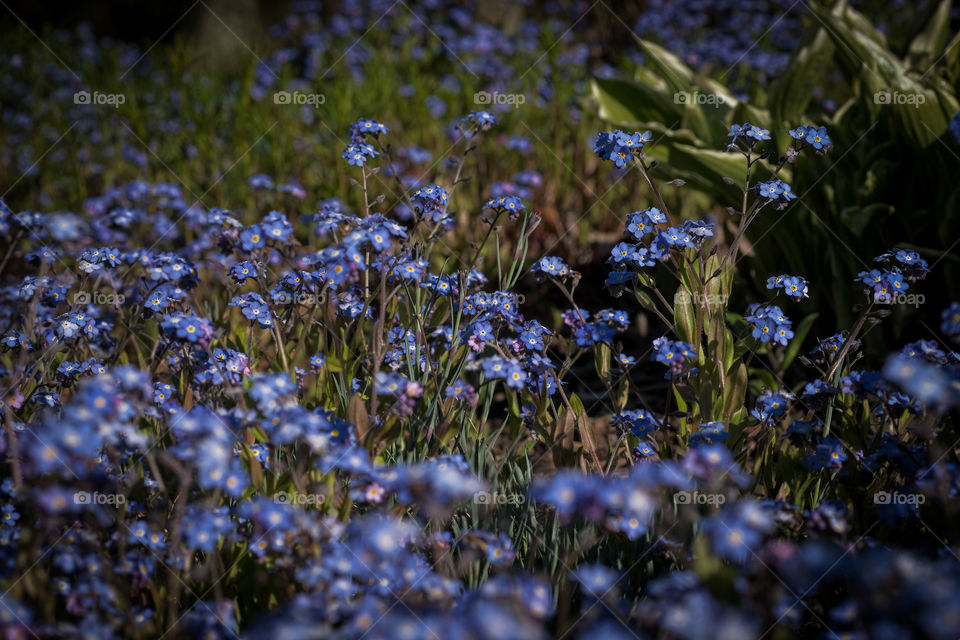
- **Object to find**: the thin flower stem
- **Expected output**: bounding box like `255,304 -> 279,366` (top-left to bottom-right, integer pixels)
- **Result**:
555,380 -> 604,474
637,156 -> 675,228
469,209 -> 502,269
823,301 -> 875,437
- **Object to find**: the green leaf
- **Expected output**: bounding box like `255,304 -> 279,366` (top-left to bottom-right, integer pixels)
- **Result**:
838,203 -> 893,237
703,254 -> 731,307
811,3 -> 889,75
595,342 -> 611,380
781,312 -> 819,373
722,324 -> 736,376
722,362 -> 748,420
633,286 -> 659,313
672,385 -> 688,437
697,379 -> 713,422
907,0 -> 952,70
674,286 -> 696,344
699,78 -> 742,114
811,2 -> 950,146
634,39 -> 695,95
667,143 -> 749,194
730,101 -> 773,132
679,100 -> 713,147
725,311 -> 750,336
751,369 -> 779,393
507,388 -> 520,417
569,393 -> 586,418
943,31 -> 960,80
347,394 -> 369,443
768,27 -> 835,124
589,76 -> 680,128
556,407 -> 577,466
616,377 -> 630,412
863,72 -> 947,147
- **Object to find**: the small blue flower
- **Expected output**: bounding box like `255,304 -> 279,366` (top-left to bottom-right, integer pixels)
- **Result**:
593,129 -> 651,166
634,441 -> 657,457
746,304 -> 793,346
803,437 -> 847,470
342,142 -> 378,167
689,421 -> 729,446
766,273 -> 809,299
942,302 -> 960,337
412,184 -> 450,221
229,293 -> 273,329
349,118 -> 388,141
751,388 -> 794,424
651,336 -> 696,374
571,564 -> 620,598
459,110 -> 498,137
483,195 -> 526,218
504,364 -> 527,390
249,173 -> 274,189
228,261 -> 258,282
262,212 -> 293,243
753,180 -> 796,209
240,225 -> 266,252
949,111 -> 960,142
531,256 -> 569,278
445,380 -> 475,402
804,126 -> 831,150
702,501 -> 774,563
727,122 -> 770,149
612,409 -> 658,438
609,242 -> 640,264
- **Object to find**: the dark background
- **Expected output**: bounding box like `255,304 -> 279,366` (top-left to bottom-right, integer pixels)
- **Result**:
0,0 -> 294,41
0,0 -> 646,44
